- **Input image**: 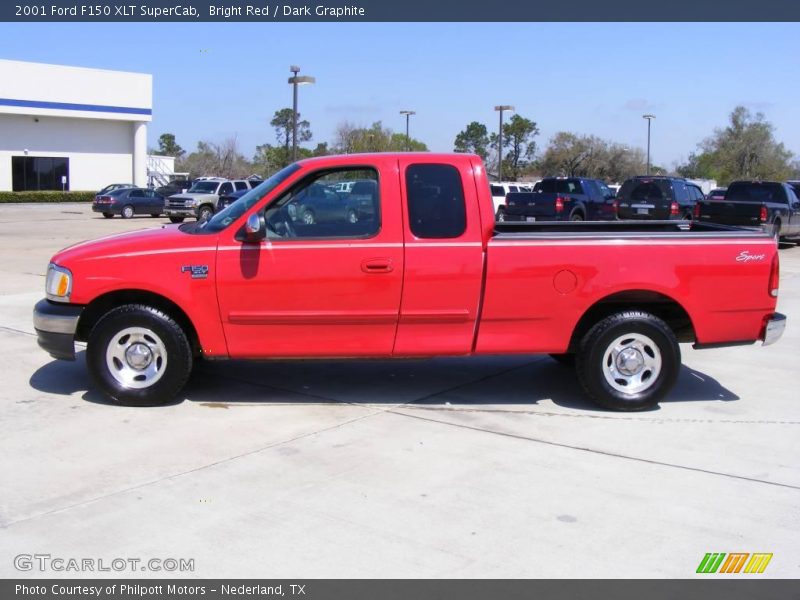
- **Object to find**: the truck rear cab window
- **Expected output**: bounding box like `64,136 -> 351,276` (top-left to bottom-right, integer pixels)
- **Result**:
557,180 -> 583,194
726,182 -> 786,204
406,164 -> 467,239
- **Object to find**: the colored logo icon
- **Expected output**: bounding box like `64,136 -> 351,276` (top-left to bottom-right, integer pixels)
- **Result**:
696,553 -> 773,574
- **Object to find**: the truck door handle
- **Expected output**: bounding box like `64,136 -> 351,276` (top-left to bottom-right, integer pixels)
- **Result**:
361,258 -> 393,273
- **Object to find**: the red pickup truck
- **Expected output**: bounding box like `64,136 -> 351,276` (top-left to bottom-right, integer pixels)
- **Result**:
33,153 -> 785,411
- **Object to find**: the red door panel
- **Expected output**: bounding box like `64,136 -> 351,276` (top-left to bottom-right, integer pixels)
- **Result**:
393,158 -> 485,356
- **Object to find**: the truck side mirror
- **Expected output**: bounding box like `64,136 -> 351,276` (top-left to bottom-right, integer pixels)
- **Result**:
242,213 -> 266,242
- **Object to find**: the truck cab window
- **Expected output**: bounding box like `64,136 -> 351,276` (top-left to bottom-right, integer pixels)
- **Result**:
406,164 -> 467,239
264,168 -> 380,240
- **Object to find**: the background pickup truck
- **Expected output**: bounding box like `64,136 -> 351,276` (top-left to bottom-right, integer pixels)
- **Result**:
501,177 -> 617,222
33,153 -> 785,412
694,180 -> 800,241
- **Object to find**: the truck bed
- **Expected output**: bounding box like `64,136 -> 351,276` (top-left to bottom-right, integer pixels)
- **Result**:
695,199 -> 763,227
493,219 -> 767,238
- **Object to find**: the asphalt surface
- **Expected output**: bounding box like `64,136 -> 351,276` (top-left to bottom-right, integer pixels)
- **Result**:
0,203 -> 797,578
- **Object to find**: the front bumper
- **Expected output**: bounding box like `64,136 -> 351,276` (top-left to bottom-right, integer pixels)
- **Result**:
33,299 -> 83,360
165,208 -> 197,217
763,312 -> 786,346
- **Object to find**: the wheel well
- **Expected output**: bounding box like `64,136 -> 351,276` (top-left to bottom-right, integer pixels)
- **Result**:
76,290 -> 201,356
570,206 -> 585,218
567,290 -> 695,351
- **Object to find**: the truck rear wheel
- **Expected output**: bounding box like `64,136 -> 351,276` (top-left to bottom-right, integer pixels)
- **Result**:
576,311 -> 680,411
169,216 -> 184,224
86,304 -> 193,406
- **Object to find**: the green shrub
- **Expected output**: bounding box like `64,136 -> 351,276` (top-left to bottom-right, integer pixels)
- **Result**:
0,191 -> 97,203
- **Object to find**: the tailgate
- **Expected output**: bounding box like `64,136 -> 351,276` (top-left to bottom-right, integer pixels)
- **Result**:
697,200 -> 762,226
504,192 -> 560,218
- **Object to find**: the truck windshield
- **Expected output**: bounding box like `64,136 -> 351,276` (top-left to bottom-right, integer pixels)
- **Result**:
198,164 -> 301,233
187,181 -> 220,193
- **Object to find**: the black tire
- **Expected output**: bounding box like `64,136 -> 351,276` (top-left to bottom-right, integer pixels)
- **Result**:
197,205 -> 213,222
772,220 -> 781,241
549,353 -> 575,366
169,216 -> 185,224
120,205 -> 134,219
570,212 -> 584,222
150,213 -> 160,218
86,304 -> 193,406
102,213 -> 114,219
576,310 -> 680,411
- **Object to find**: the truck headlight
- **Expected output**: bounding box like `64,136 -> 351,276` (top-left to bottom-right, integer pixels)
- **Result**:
45,263 -> 72,302
185,198 -> 197,207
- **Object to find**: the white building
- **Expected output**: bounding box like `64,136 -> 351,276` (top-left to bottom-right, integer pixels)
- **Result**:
0,59 -> 152,192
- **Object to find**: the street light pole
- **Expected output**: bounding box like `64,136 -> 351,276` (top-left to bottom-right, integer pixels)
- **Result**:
288,65 -> 315,162
400,110 -> 415,151
643,114 -> 655,175
494,105 -> 514,180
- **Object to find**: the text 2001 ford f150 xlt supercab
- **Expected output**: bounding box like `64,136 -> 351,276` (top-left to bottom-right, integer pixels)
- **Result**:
33,153 -> 786,411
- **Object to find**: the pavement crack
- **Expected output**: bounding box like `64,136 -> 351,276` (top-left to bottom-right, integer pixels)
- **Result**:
399,404 -> 800,425
0,407 -> 390,529
0,325 -> 35,337
388,409 -> 800,491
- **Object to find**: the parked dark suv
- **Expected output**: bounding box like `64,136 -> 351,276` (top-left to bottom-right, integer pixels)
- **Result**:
617,176 -> 703,220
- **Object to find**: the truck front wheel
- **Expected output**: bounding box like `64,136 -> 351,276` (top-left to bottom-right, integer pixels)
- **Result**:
197,205 -> 213,222
86,304 -> 193,406
576,311 -> 680,411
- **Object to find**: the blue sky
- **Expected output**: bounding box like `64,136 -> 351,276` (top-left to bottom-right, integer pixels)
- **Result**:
1,22 -> 798,168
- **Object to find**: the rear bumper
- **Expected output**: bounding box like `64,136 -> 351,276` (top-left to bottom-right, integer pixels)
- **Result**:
92,204 -> 117,213
33,299 -> 83,360
762,312 -> 786,346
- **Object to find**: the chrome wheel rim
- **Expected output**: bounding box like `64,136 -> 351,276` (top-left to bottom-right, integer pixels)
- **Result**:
302,211 -> 314,224
123,206 -> 133,218
105,327 -> 167,389
347,210 -> 358,223
601,332 -> 662,394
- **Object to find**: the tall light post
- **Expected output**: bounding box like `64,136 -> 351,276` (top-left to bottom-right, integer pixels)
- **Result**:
288,65 -> 315,162
643,114 -> 655,175
494,105 -> 514,180
399,110 -> 415,151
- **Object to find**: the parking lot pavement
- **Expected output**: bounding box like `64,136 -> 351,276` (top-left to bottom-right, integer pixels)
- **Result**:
0,203 -> 798,578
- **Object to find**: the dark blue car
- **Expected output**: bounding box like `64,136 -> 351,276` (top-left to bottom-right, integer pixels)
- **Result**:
92,187 -> 166,219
